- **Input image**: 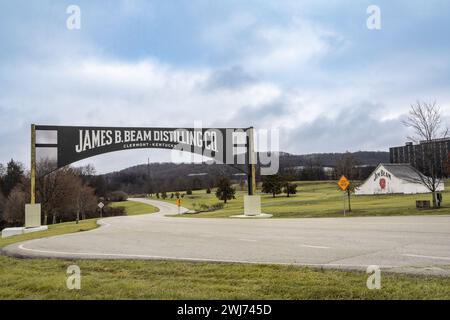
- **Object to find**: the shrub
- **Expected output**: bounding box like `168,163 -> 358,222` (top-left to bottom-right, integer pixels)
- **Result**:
102,206 -> 126,217
192,202 -> 225,213
129,194 -> 146,198
210,202 -> 224,210
283,183 -> 298,197
186,189 -> 193,195
107,191 -> 128,202
206,188 -> 211,194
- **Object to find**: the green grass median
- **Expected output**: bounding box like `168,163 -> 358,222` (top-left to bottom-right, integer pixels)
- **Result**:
109,200 -> 159,216
160,181 -> 450,218
0,219 -> 99,249
1,257 -> 450,299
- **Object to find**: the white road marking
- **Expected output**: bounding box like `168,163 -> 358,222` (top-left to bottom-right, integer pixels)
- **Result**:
16,244 -> 399,269
98,220 -> 112,228
402,253 -> 450,261
7,199 -> 450,276
300,244 -> 330,249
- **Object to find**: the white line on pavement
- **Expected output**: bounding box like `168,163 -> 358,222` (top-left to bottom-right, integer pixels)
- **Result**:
402,253 -> 450,261
300,244 -> 331,249
16,243 -> 399,269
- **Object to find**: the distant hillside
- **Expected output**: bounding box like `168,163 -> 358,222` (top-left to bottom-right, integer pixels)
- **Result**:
103,162 -> 247,194
101,151 -> 389,194
279,151 -> 389,168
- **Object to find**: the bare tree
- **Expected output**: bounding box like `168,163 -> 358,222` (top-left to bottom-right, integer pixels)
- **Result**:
335,152 -> 359,180
402,101 -> 448,207
75,184 -> 98,222
4,185 -> 28,226
36,160 -> 83,224
335,152 -> 359,212
0,190 -> 6,221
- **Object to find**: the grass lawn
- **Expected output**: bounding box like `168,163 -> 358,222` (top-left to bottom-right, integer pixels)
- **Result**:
2,257 -> 450,299
0,219 -> 99,249
109,200 -> 159,215
1,210 -> 450,299
159,181 -> 450,218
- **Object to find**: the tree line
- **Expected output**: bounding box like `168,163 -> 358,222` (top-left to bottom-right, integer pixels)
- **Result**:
0,160 -> 125,228
0,150 -> 387,227
100,151 -> 385,196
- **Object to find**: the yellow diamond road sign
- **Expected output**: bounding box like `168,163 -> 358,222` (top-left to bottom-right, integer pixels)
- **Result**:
338,175 -> 350,191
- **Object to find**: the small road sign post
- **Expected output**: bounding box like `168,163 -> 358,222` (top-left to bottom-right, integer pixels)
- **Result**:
176,199 -> 181,214
343,191 -> 346,216
338,176 -> 350,216
98,202 -> 104,218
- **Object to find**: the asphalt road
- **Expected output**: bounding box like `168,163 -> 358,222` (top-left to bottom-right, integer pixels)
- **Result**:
3,198 -> 450,276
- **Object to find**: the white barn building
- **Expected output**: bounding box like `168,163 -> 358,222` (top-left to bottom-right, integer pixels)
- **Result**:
355,163 -> 444,195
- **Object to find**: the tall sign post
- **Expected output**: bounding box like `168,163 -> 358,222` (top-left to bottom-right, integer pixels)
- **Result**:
338,175 -> 350,217
243,127 -> 262,216
176,198 -> 181,214
247,127 -> 256,196
30,124 -> 36,204
98,202 -> 104,218
24,124 -> 42,229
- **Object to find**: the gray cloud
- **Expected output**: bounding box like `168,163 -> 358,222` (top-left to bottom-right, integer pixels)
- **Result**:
2,2 -> 450,174
283,102 -> 409,154
203,66 -> 256,91
224,97 -> 291,128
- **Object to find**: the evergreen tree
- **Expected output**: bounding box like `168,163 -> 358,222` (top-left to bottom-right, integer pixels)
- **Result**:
2,159 -> 24,197
261,174 -> 283,198
283,182 -> 297,197
215,177 -> 235,204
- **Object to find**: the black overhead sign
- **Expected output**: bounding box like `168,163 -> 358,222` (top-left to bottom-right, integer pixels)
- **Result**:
34,125 -> 250,171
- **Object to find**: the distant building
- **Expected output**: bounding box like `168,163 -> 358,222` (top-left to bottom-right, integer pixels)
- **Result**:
355,163 -> 444,195
292,165 -> 334,173
187,173 -> 208,177
389,138 -> 450,177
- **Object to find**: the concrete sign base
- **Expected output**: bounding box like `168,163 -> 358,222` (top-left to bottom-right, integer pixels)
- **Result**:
25,203 -> 41,228
244,195 -> 261,216
231,213 -> 273,219
232,195 -> 272,218
2,226 -> 48,238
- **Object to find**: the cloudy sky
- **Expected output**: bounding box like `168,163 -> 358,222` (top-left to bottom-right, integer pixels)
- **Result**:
1,0 -> 450,173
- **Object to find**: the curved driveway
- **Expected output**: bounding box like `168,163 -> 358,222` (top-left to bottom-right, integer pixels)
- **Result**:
3,198 -> 450,276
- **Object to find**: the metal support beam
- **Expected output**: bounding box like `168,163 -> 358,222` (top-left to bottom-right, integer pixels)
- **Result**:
30,124 -> 36,204
247,127 -> 256,195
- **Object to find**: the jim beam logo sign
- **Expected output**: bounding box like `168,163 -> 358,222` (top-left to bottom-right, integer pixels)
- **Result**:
75,128 -> 220,153
35,126 -> 248,170
373,168 -> 391,190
